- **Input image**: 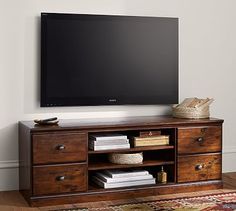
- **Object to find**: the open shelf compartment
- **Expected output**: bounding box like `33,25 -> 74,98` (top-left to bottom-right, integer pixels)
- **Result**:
88,128 -> 176,153
88,149 -> 175,170
88,164 -> 176,191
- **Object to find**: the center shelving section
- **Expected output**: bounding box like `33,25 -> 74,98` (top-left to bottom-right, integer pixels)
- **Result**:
87,128 -> 177,190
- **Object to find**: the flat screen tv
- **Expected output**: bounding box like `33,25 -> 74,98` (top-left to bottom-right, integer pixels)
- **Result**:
41,13 -> 178,107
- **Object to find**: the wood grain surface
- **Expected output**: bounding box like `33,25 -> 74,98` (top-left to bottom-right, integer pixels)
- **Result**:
33,164 -> 87,195
178,153 -> 222,182
178,126 -> 221,154
33,132 -> 87,164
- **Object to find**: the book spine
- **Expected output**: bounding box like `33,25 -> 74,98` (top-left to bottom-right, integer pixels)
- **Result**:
89,144 -> 130,151
106,171 -> 149,178
134,135 -> 169,141
133,139 -> 169,147
91,136 -> 127,141
90,139 -> 129,146
97,174 -> 153,183
134,142 -> 169,147
105,178 -> 156,188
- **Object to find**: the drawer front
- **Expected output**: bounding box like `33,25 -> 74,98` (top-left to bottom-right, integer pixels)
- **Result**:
178,154 -> 221,183
33,132 -> 87,164
33,164 -> 87,195
178,127 -> 221,154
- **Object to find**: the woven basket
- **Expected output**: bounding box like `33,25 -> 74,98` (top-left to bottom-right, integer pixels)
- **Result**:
108,152 -> 143,165
172,104 -> 210,119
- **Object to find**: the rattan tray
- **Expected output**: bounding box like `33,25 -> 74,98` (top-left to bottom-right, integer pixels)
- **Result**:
108,152 -> 143,164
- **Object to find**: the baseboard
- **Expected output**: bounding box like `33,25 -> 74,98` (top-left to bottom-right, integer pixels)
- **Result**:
223,147 -> 236,173
0,161 -> 19,191
223,146 -> 236,154
0,160 -> 19,169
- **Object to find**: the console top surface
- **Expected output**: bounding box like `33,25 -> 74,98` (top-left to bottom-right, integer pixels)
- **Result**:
20,116 -> 224,132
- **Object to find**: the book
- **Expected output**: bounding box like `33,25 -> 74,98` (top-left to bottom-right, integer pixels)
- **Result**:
130,136 -> 169,147
131,139 -> 169,147
92,176 -> 156,189
89,143 -> 130,151
89,139 -> 129,146
132,135 -> 169,141
89,133 -> 127,141
95,172 -> 153,183
103,169 -> 149,178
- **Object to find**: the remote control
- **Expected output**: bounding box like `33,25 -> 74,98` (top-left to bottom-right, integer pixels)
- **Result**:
40,117 -> 58,122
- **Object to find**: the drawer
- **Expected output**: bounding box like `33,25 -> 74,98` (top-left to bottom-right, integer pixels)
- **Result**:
33,132 -> 87,164
33,164 -> 87,195
177,154 -> 221,183
178,127 -> 221,154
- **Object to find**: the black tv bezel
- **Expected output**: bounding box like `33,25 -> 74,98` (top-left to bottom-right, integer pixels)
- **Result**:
41,13 -> 179,107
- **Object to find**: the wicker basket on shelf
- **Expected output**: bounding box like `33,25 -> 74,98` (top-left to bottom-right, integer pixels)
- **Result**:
172,98 -> 214,119
108,152 -> 143,164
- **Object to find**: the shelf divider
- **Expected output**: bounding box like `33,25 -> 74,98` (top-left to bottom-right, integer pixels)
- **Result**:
88,160 -> 175,171
88,145 -> 174,154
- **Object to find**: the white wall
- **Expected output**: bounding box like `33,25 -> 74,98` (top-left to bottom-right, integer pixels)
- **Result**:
0,0 -> 236,191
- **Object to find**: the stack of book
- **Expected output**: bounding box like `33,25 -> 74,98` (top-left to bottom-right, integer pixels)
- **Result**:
130,135 -> 169,147
89,133 -> 130,151
92,169 -> 156,189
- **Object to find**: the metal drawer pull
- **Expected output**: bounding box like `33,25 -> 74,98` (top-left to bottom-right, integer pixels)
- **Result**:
56,144 -> 65,150
196,137 -> 204,142
195,164 -> 203,170
56,176 -> 65,181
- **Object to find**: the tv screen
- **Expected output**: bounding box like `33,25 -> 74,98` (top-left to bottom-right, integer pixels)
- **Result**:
41,13 -> 178,107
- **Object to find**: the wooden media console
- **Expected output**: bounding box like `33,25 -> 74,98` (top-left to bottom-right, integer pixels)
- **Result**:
19,116 -> 223,206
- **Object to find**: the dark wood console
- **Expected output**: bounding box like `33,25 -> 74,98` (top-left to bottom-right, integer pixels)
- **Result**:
19,116 -> 223,206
